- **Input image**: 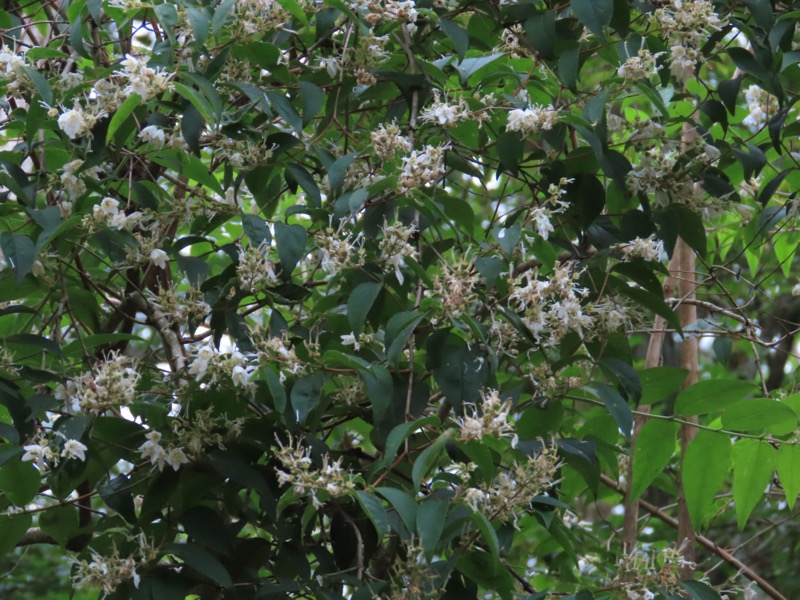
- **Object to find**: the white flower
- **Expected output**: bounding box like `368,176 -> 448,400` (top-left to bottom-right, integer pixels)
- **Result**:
617,235 -> 665,262
506,105 -> 559,135
340,333 -> 360,351
61,439 -> 88,462
58,108 -> 88,139
531,207 -> 554,240
164,447 -> 189,471
138,125 -> 166,147
792,283 -> 800,297
231,365 -> 250,388
149,248 -> 169,269
22,440 -> 54,470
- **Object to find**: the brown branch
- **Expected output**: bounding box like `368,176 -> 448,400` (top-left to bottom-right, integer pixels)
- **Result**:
601,474 -> 788,600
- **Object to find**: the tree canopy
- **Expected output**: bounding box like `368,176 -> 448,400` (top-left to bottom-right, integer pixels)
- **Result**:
1,0 -> 800,598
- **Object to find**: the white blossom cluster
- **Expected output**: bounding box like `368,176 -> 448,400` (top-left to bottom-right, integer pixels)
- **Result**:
616,235 -> 665,262
171,407 -> 246,457
138,430 -> 190,471
89,196 -> 142,231
238,242 -> 279,294
117,54 -> 172,100
370,122 -> 413,160
187,345 -> 256,392
359,0 -> 419,35
379,223 -> 418,284
458,389 -> 514,441
617,49 -> 663,81
317,227 -> 365,277
21,435 -> 88,471
148,286 -> 211,327
57,352 -> 140,415
428,259 -> 479,317
420,90 -> 470,127
625,146 -> 696,207
507,264 -> 629,347
500,25 -> 531,58
397,145 -> 446,193
58,105 -> 103,140
458,446 -> 560,522
651,0 -> 724,84
71,534 -> 156,596
612,544 -> 695,600
251,330 -> 306,382
742,84 -> 778,130
506,104 -> 559,136
0,44 -> 31,98
274,437 -> 356,508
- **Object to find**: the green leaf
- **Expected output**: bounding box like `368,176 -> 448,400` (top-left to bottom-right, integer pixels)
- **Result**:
211,0 -> 236,34
0,233 -> 36,285
359,365 -> 393,422
638,367 -> 688,405
732,439 -> 775,529
39,505 -> 80,546
242,214 -> 271,248
0,459 -> 40,506
776,444 -> 800,509
98,474 -> 137,524
684,430 -> 731,529
355,491 -> 389,537
274,222 -> 307,274
675,380 -> 757,417
628,419 -> 678,501
298,81 -> 324,126
412,433 -> 449,490
470,510 -> 499,561
264,368 -> 286,412
290,373 -> 324,425
384,311 -> 423,367
454,52 -> 504,84
571,0 -> 613,37
440,19 -> 469,61
164,543 -> 233,589
721,398 -> 798,435
377,487 -> 418,534
180,506 -> 234,556
381,416 -> 439,468
682,580 -> 723,600
106,93 -> 141,144
347,282 -> 381,334
0,512 -> 32,557
587,382 -> 632,440
276,0 -> 309,25
265,91 -> 303,133
285,164 -> 321,207
432,343 -> 488,414
417,497 -> 448,557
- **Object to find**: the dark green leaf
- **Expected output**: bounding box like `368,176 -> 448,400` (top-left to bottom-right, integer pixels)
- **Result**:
628,419 -> 678,500
164,543 -> 233,589
571,0 -> 613,37
348,282 -> 381,334
587,382 -> 632,439
274,222 -> 307,274
290,373 -> 324,425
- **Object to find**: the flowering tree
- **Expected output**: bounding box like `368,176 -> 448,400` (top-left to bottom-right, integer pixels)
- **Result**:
2,0 -> 800,598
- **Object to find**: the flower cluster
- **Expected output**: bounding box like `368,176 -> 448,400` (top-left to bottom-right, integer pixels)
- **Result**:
274,437 -> 356,508
428,258 -> 479,318
238,242 -> 279,294
420,91 -> 470,127
58,105 -> 103,140
625,146 -> 695,207
458,389 -> 514,441
57,352 -> 140,415
361,0 -> 419,34
21,435 -> 88,471
506,105 -> 559,135
171,408 -> 246,457
138,430 -> 190,471
148,286 -> 211,328
617,49 -> 662,81
89,197 -> 141,231
612,544 -> 695,600
317,227 -> 365,277
508,264 -> 593,346
187,345 -> 256,392
0,44 -> 31,98
251,329 -> 306,382
742,84 -> 778,130
371,122 -> 413,160
397,145 -> 446,193
116,54 -> 172,100
651,0 -> 724,84
458,445 -> 560,522
71,534 -> 157,596
616,235 -> 665,262
379,223 -> 418,284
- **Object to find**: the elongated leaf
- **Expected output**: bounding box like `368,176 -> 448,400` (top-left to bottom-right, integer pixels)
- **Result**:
412,434 -> 449,489
274,222 -> 307,274
587,382 -> 632,439
721,398 -> 798,435
777,444 -> 800,509
571,0 -> 613,37
290,373 -> 324,425
164,543 -> 233,589
683,430 -> 731,529
377,487 -> 418,534
732,439 -> 775,529
348,282 -> 381,334
106,93 -> 141,143
0,233 -> 36,285
675,380 -> 757,417
356,491 -> 389,537
628,419 -> 678,501
417,498 -> 448,557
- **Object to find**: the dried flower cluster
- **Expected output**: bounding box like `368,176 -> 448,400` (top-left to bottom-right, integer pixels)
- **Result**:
57,352 -> 140,415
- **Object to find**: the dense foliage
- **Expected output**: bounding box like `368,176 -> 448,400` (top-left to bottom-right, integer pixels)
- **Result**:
2,0 -> 800,598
